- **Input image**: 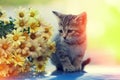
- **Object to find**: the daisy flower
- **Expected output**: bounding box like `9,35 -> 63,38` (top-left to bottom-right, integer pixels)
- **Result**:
29,32 -> 41,40
0,8 -> 9,24
40,33 -> 51,42
35,63 -> 45,72
38,44 -> 46,56
0,37 -> 13,57
4,54 -> 14,64
16,42 -> 30,57
0,63 -> 9,77
28,8 -> 39,18
0,8 -> 6,19
14,18 -> 28,30
28,40 -> 42,58
34,17 -> 43,28
12,52 -> 25,67
47,42 -> 56,54
7,29 -> 26,47
28,18 -> 40,33
15,7 -> 27,19
0,56 -> 6,64
33,56 -> 46,72
20,62 -> 31,72
43,26 -> 53,36
22,31 -> 29,40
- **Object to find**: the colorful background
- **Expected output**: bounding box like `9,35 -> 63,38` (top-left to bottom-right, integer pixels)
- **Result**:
1,0 -> 120,66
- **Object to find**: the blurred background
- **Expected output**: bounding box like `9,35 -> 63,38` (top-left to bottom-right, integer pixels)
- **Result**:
1,0 -> 120,67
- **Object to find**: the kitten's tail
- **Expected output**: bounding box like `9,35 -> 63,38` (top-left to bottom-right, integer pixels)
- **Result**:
81,58 -> 91,71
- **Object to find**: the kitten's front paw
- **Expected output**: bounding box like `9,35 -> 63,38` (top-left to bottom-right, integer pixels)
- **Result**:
63,65 -> 76,72
75,65 -> 82,71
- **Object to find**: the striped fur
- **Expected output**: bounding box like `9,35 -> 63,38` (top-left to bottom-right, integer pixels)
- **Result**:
51,11 -> 88,72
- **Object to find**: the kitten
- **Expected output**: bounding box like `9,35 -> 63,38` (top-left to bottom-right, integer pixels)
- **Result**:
51,11 -> 90,72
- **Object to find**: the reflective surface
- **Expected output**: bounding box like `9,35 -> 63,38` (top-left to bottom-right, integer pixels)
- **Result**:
2,65 -> 120,80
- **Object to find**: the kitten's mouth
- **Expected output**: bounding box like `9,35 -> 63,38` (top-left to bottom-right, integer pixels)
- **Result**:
64,40 -> 76,45
64,40 -> 70,44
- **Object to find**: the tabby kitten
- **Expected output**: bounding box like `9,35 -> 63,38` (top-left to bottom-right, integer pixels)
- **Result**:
51,11 -> 90,72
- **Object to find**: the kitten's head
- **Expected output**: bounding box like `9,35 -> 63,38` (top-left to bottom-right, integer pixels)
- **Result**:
53,11 -> 87,44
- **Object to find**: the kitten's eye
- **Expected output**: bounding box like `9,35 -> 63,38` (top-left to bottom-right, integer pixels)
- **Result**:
59,30 -> 63,33
68,30 -> 73,33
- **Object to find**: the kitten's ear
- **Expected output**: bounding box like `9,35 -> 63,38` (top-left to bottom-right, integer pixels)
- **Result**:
74,12 -> 87,26
52,11 -> 64,20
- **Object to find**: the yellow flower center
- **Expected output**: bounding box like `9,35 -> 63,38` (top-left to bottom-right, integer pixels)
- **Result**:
30,33 -> 36,40
37,21 -> 41,27
42,35 -> 48,40
13,35 -> 19,41
2,43 -> 9,50
30,23 -> 36,29
29,46 -> 35,52
23,32 -> 29,40
19,12 -> 24,18
21,52 -> 29,57
49,45 -> 54,50
44,28 -> 49,33
37,56 -> 43,61
30,12 -> 35,17
37,64 -> 42,69
19,20 -> 25,27
15,56 -> 22,62
19,43 -> 26,49
0,64 -> 6,70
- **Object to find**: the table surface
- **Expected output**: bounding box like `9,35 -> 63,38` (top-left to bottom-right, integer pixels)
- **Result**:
2,65 -> 120,80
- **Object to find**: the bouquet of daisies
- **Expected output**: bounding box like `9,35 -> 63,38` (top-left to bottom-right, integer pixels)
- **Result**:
0,7 -> 55,77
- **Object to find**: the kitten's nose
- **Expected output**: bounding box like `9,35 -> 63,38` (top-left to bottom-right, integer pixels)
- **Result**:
63,37 -> 66,39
